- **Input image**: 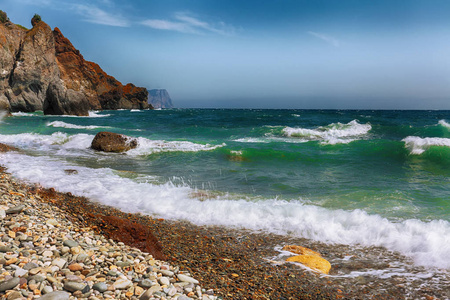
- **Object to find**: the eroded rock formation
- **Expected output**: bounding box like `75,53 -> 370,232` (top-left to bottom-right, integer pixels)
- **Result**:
0,15 -> 149,115
148,89 -> 174,109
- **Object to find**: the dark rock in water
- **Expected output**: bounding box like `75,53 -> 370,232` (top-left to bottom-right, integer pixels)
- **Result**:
148,89 -> 174,109
64,169 -> 78,175
91,131 -> 138,153
0,143 -> 18,152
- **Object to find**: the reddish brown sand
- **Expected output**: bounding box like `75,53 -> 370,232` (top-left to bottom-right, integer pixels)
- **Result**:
1,164 -> 447,299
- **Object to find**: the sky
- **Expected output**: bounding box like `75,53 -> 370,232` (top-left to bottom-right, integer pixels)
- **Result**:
1,0 -> 450,109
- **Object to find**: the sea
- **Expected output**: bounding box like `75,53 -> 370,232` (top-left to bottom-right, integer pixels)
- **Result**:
0,109 -> 449,273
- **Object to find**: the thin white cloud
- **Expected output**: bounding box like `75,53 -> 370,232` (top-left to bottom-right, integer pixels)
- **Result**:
72,3 -> 130,27
141,12 -> 235,36
308,31 -> 340,47
140,19 -> 198,34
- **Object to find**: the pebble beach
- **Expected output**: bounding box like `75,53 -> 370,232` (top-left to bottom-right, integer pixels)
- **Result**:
0,144 -> 449,299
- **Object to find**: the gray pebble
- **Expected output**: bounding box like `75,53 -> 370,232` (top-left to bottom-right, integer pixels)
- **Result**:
0,277 -> 20,292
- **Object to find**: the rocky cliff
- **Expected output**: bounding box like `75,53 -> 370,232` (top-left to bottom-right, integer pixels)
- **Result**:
0,16 -> 149,116
148,89 -> 174,109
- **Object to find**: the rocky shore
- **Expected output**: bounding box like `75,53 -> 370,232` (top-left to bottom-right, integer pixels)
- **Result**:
0,147 -> 449,299
0,168 -> 215,300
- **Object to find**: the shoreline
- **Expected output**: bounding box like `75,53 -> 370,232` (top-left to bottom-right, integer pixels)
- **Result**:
1,162 -> 448,299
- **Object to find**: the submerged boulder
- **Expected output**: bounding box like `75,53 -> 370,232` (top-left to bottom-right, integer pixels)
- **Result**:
91,132 -> 138,153
286,254 -> 332,274
284,245 -> 331,274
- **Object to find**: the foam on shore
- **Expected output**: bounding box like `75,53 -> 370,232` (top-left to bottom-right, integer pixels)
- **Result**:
0,151 -> 449,270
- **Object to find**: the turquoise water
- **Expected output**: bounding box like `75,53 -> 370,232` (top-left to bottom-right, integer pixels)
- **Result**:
0,109 -> 449,268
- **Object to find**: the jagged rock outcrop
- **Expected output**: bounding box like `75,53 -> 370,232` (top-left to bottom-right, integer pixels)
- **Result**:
91,131 -> 138,153
0,15 -> 149,115
148,89 -> 174,109
53,28 -> 149,111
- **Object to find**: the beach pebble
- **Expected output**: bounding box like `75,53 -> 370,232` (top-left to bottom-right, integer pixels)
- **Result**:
5,205 -> 25,214
63,281 -> 87,292
113,278 -> 132,290
177,274 -> 199,284
38,291 -> 70,300
93,282 -> 108,292
63,239 -> 78,248
0,277 -> 20,292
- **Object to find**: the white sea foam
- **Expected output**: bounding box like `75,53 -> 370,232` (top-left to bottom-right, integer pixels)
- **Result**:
438,119 -> 450,129
11,111 -> 42,117
0,133 -> 224,156
128,137 -> 225,155
402,136 -> 450,155
283,120 -> 371,144
88,111 -> 110,118
130,109 -> 142,112
0,152 -> 449,269
47,121 -> 107,130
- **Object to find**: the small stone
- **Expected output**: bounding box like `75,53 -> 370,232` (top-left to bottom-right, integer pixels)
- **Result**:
64,281 -> 87,292
93,282 -> 108,293
60,247 -> 70,254
23,262 -> 39,270
76,253 -> 89,262
28,268 -> 41,275
158,277 -> 170,286
70,246 -> 81,255
139,285 -> 161,300
13,267 -> 28,277
63,240 -> 78,248
135,286 -> 144,296
42,285 -> 54,294
177,274 -> 199,284
42,250 -> 53,257
45,219 -> 59,226
5,205 -> 25,215
138,279 -> 153,288
6,291 -> 22,300
51,258 -> 67,269
0,210 -> 5,219
0,246 -> 13,252
113,278 -> 132,290
0,277 -> 20,292
28,275 -> 45,283
5,257 -> 18,265
116,261 -> 130,268
159,269 -> 174,277
38,291 -> 70,300
68,263 -> 83,272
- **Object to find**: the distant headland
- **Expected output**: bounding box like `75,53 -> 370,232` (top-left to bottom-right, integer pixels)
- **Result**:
0,12 -> 151,116
148,89 -> 174,109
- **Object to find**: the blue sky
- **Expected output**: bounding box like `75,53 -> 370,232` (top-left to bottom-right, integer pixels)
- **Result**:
1,0 -> 450,109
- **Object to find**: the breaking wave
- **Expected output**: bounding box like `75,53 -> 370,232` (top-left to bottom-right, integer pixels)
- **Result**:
282,120 -> 372,144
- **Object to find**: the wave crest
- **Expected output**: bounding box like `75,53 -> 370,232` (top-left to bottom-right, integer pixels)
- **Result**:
47,121 -> 106,130
402,136 -> 450,155
283,120 -> 371,144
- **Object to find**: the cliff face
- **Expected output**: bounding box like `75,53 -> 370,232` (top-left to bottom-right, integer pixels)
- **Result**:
0,19 -> 149,115
148,89 -> 174,109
